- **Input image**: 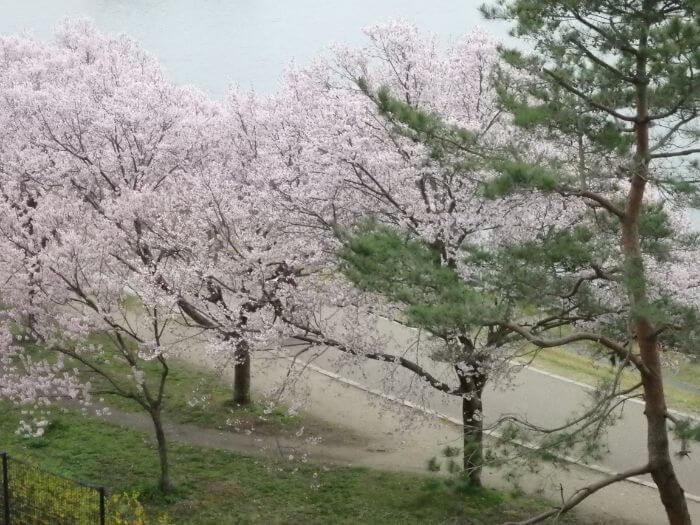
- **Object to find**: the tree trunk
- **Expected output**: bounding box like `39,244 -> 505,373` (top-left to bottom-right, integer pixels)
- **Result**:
233,341 -> 251,405
639,332 -> 691,525
462,392 -> 484,486
150,409 -> 172,492
619,31 -> 691,523
455,343 -> 486,487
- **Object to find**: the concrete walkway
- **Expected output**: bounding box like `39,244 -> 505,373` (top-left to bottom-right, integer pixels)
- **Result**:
121,312 -> 700,524
155,343 -> 696,525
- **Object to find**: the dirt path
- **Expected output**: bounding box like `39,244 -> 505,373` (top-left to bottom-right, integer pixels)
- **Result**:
97,358 -> 675,525
120,315 -> 700,524
95,403 -> 384,467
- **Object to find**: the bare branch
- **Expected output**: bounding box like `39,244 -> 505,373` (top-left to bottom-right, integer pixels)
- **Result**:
650,148 -> 700,159
503,464 -> 651,525
287,327 -> 459,395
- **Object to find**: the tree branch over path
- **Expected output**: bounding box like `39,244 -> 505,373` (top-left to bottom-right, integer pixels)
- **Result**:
503,464 -> 652,525
496,322 -> 645,372
284,319 -> 459,395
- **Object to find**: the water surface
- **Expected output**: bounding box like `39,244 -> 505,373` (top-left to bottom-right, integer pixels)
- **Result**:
0,0 -> 509,96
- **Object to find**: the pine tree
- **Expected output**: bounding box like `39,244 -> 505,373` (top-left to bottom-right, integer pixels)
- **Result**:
478,1 -> 699,522
340,2 -> 699,522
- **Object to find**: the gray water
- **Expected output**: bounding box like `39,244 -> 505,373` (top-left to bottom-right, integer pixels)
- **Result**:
0,0 -> 510,97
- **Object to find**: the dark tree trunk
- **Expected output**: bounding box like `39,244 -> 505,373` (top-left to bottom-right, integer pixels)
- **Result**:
455,340 -> 486,487
638,332 -> 691,525
22,193 -> 40,340
150,409 -> 172,492
462,392 -> 484,486
233,341 -> 251,405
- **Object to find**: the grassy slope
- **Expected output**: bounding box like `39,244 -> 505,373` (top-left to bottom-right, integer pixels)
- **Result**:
0,402 -> 569,524
528,347 -> 700,414
79,331 -> 302,434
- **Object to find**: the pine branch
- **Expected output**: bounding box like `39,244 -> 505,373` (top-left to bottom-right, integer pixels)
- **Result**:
542,69 -> 637,122
650,111 -> 698,152
503,464 -> 652,525
497,322 -> 645,372
558,188 -> 626,218
569,38 -> 638,84
650,148 -> 700,159
570,10 -> 640,57
562,265 -> 618,298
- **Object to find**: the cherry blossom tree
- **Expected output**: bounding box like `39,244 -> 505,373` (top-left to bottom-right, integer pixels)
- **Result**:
0,21 -> 197,491
238,21 -> 629,486
0,19 -> 304,491
230,20 -> 700,501
1,17 -> 695,518
324,4 -> 700,523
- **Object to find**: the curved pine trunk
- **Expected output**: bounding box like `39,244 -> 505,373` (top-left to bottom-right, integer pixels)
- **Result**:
640,344 -> 691,525
623,43 -> 691,523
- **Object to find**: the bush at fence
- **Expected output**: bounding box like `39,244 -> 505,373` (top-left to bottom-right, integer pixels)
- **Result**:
8,459 -> 100,524
3,456 -> 170,524
109,492 -> 170,525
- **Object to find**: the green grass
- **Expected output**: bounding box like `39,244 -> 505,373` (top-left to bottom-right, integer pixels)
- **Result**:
669,356 -> 700,388
528,347 -> 700,415
100,355 -> 301,433
0,402 -> 573,524
79,332 -> 302,434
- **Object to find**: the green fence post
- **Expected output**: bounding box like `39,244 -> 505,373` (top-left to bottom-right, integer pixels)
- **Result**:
99,486 -> 105,525
1,452 -> 9,525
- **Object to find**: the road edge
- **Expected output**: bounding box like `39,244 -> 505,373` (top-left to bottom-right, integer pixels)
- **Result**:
284,356 -> 700,505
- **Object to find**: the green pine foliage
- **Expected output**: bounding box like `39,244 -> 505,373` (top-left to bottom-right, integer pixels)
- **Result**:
340,222 -> 500,334
482,160 -> 560,198
357,77 -> 481,166
344,3 -> 700,518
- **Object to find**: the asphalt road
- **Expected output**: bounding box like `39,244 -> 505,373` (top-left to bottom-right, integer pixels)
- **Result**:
283,313 -> 700,499
242,346 -> 700,524
146,308 -> 700,523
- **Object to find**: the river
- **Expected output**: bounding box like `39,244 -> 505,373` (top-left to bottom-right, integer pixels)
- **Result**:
0,0 -> 510,97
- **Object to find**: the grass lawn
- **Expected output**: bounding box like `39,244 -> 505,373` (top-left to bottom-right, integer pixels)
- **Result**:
669,357 -> 700,389
0,402 -> 574,524
99,354 -> 301,433
77,331 -> 304,435
527,346 -> 700,415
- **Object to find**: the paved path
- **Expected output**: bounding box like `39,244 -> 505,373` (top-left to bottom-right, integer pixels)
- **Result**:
297,347 -> 700,492
301,314 -> 700,494
139,312 -> 700,523
94,403 -> 379,466
99,364 -> 647,525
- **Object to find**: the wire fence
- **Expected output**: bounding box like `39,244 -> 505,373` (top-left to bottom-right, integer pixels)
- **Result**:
0,452 -> 105,525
